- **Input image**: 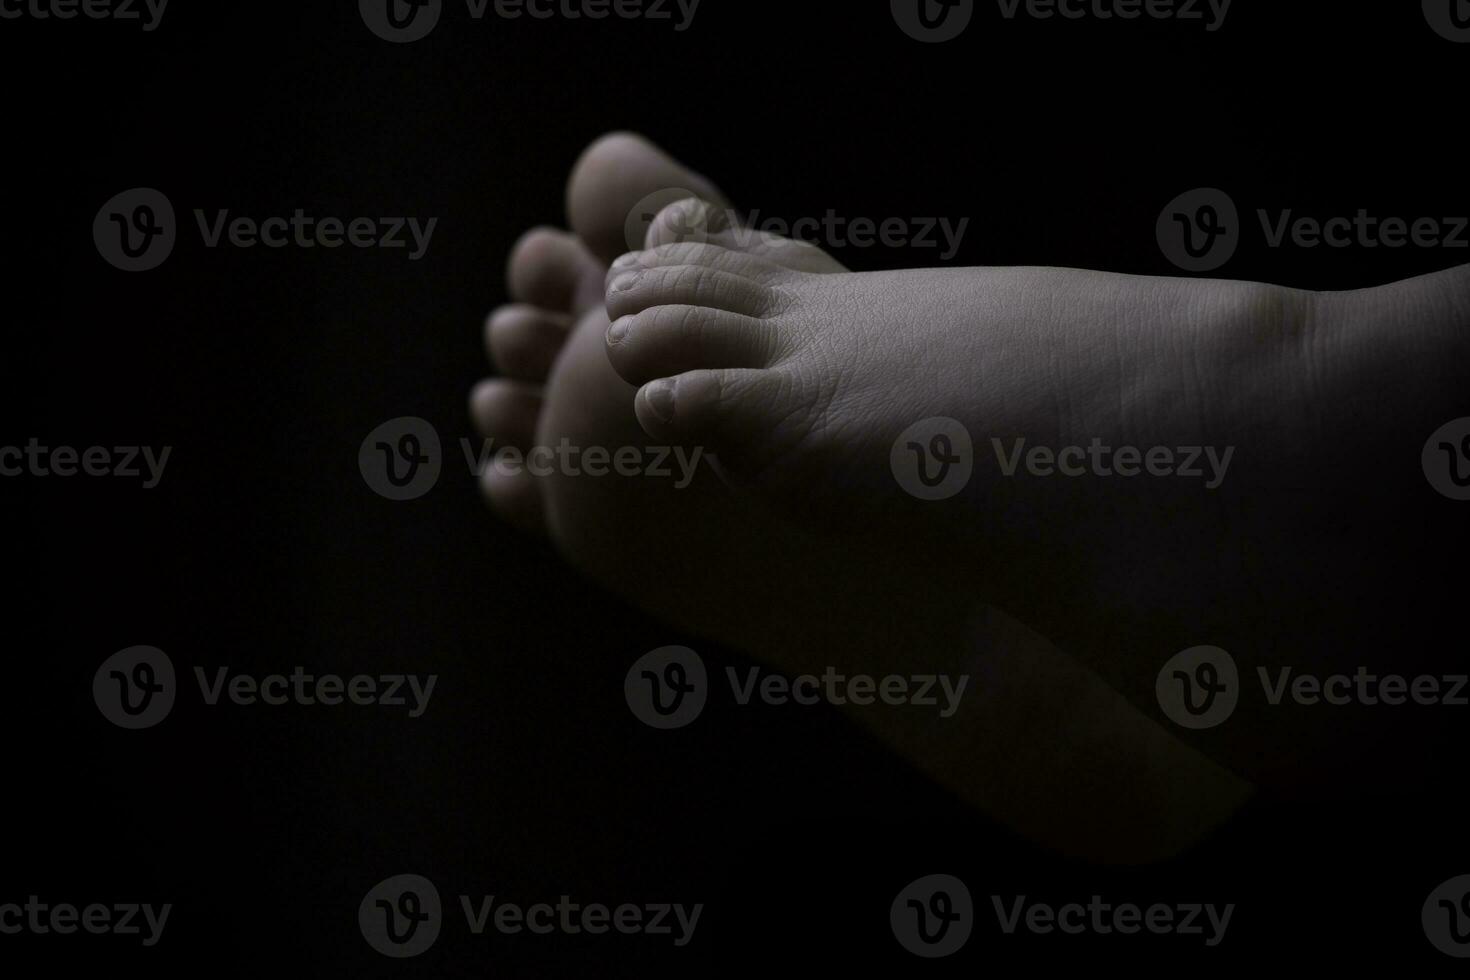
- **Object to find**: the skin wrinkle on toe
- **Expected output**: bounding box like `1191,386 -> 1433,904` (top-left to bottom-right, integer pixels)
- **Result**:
610,243 -> 802,288
604,264 -> 783,322
642,191 -> 848,275
610,306 -> 777,377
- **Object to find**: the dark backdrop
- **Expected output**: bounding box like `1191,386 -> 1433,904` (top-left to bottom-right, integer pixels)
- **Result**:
3,0 -> 1467,974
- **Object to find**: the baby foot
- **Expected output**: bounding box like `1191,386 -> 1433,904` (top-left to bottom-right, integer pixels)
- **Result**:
472,223 -> 604,533
470,133 -> 1252,861
603,231 -> 1298,517
600,210 -> 1470,790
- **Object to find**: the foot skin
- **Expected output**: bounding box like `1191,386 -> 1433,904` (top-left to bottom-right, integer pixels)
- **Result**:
471,133 -> 1253,862
600,203 -> 1470,785
605,222 -> 1308,521
600,223 -> 1290,645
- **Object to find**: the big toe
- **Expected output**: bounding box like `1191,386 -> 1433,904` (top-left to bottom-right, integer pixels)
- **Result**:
566,131 -> 729,265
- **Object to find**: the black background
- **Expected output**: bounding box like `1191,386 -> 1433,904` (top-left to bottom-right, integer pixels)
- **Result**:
3,0 -> 1467,974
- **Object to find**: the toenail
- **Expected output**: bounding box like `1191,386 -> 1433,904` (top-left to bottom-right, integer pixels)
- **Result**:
644,379 -> 676,423
609,272 -> 639,293
606,316 -> 632,345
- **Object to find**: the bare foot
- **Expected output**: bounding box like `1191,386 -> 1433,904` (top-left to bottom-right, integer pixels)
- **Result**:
469,133 -> 1253,862
599,189 -> 1470,788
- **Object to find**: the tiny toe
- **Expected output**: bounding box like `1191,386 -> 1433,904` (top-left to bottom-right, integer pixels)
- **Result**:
480,465 -> 545,535
606,305 -> 775,386
608,242 -> 791,286
486,304 -> 571,381
605,265 -> 778,321
640,199 -> 847,275
642,196 -> 737,250
632,368 -> 778,448
469,378 -> 543,449
507,227 -> 601,312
